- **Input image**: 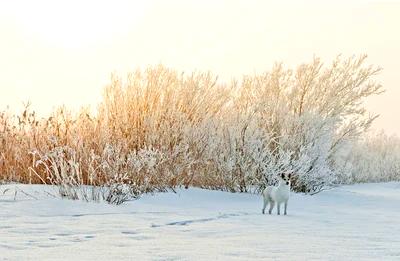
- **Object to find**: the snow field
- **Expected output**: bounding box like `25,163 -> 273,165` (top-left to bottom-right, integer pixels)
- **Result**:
1,183 -> 400,260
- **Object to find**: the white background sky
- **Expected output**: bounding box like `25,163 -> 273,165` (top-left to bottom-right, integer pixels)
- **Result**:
0,0 -> 399,135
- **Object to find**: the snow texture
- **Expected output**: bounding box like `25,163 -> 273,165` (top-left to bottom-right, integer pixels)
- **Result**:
1,183 -> 400,260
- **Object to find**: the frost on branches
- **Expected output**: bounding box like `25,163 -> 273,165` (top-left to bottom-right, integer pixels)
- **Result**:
1,55 -> 394,202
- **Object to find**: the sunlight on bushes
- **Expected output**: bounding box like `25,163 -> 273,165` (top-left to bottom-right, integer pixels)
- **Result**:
1,55 -> 398,203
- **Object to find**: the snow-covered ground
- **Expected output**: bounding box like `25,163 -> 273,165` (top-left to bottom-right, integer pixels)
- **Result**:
1,183 -> 400,261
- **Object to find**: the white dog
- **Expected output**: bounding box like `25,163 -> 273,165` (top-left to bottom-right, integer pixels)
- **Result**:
262,173 -> 291,215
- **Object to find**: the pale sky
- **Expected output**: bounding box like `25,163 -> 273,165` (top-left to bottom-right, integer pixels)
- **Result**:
0,0 -> 399,135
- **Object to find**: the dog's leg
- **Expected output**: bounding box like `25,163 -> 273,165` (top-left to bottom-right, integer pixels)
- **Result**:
277,203 -> 281,215
284,201 -> 288,215
262,196 -> 268,214
268,201 -> 275,214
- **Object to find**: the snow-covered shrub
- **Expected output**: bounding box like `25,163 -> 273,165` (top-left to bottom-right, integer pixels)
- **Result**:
342,132 -> 400,183
31,146 -> 100,202
0,55 -> 391,197
196,55 -> 382,194
31,145 -> 167,204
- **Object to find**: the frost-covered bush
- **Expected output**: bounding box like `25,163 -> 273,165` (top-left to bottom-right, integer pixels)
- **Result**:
195,55 -> 382,193
0,55 -> 391,198
341,132 -> 400,183
31,145 -> 169,204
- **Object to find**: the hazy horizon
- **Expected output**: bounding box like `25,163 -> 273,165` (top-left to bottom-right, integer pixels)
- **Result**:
1,0 -> 399,135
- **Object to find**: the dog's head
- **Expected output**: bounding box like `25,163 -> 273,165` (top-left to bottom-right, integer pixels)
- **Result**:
279,172 -> 292,186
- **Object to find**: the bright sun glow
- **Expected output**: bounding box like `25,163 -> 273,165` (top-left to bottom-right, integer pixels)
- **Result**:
0,0 -> 400,135
5,0 -> 150,49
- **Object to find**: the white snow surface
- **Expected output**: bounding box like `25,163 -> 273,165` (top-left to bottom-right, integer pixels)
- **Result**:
1,183 -> 400,260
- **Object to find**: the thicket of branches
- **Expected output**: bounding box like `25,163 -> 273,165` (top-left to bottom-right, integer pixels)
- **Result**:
1,55 -> 397,203
340,131 -> 400,183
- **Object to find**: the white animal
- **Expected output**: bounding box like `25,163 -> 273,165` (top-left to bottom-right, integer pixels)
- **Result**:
262,173 -> 291,215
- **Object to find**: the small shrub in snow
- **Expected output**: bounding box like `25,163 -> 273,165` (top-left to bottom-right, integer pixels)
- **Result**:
31,146 -> 158,204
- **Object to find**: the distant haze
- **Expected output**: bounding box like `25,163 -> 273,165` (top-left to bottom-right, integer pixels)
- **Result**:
1,0 -> 399,135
